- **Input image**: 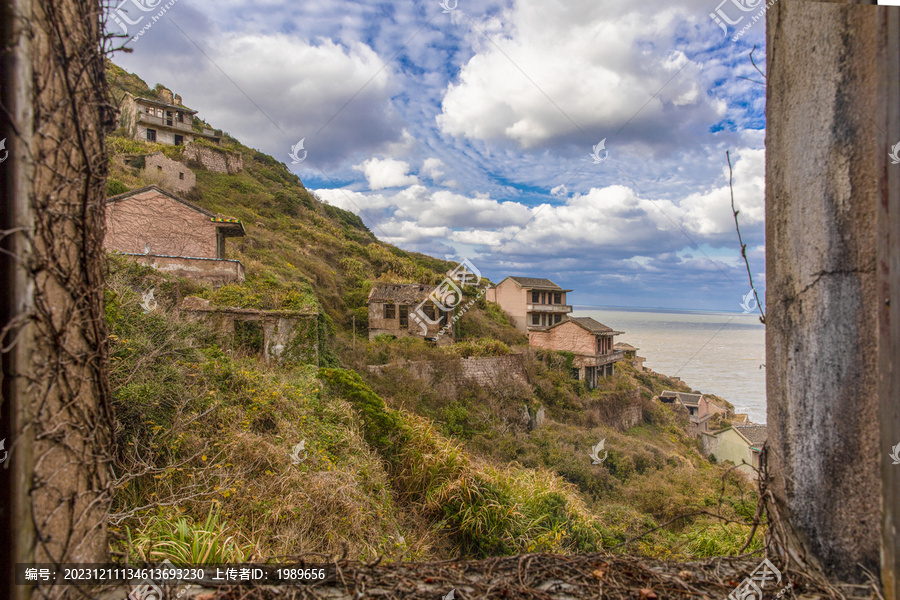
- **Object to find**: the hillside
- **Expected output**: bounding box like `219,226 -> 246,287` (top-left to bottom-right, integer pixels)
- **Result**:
104,63 -> 762,564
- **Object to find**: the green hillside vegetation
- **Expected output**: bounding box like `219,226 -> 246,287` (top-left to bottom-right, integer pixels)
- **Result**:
104,64 -> 763,564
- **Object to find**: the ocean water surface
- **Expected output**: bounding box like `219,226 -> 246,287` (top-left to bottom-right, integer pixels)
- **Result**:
575,306 -> 767,423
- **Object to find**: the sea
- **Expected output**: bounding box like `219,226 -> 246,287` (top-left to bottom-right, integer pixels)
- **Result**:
575,306 -> 767,424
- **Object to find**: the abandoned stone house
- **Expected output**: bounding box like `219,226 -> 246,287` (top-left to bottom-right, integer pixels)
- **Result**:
614,341 -> 645,371
181,296 -> 318,366
485,276 -> 573,332
118,87 -> 220,147
116,152 -> 196,194
529,316 -> 624,388
104,185 -> 246,285
367,283 -> 456,344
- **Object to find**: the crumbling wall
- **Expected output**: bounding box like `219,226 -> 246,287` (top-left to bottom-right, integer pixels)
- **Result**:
766,0 -> 888,583
127,254 -> 245,286
180,297 -> 318,365
184,142 -> 243,174
144,152 -> 196,193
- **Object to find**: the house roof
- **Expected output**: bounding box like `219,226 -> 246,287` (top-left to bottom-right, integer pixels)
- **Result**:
734,424 -> 768,447
614,342 -> 637,351
106,185 -> 245,236
130,92 -> 198,114
660,390 -> 703,407
732,413 -> 750,424
502,276 -> 573,292
367,283 -> 436,304
543,316 -> 624,336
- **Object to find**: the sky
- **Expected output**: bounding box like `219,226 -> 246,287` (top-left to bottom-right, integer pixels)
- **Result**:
108,0 -> 769,312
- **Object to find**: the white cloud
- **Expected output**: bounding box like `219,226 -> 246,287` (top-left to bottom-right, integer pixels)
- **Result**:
437,0 -> 723,150
117,29 -> 405,166
315,147 -> 763,262
354,158 -> 419,190
422,157 -> 446,181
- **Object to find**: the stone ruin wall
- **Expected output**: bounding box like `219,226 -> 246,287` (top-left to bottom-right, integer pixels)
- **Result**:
184,142 -> 243,174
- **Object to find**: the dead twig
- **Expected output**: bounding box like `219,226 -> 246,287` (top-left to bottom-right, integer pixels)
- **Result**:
728,150 -> 766,324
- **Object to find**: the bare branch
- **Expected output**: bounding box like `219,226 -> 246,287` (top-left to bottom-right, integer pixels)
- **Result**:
728,150 -> 766,324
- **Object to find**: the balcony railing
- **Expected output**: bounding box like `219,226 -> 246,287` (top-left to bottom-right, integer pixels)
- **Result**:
527,304 -> 573,313
595,350 -> 626,365
139,112 -> 193,132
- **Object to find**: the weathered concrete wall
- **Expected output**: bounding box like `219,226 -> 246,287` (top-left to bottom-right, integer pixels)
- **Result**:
766,0 -> 885,582
144,153 -> 196,193
184,142 -> 243,174
181,297 -> 318,365
491,279 -> 528,331
114,153 -> 196,194
368,354 -> 528,390
105,188 -> 220,258
615,403 -> 642,431
125,254 -> 244,286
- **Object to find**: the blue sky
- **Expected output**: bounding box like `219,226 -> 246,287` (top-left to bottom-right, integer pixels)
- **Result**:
109,0 -> 768,311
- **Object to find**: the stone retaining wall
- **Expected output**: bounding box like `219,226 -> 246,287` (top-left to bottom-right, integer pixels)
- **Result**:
184,142 -> 243,174
367,354 -> 528,390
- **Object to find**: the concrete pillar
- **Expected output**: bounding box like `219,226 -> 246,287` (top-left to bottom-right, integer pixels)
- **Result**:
765,0 -> 897,587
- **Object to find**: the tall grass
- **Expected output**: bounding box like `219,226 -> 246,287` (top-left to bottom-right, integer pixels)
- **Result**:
125,507 -> 252,564
318,368 -> 609,557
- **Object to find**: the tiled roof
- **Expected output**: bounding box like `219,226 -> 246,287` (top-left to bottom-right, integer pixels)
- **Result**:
508,276 -> 563,289
555,316 -> 625,336
660,390 -> 703,406
367,283 -> 436,304
735,424 -> 768,446
569,317 -> 612,333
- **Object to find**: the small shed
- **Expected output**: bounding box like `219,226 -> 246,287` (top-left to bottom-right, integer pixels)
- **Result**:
701,424 -> 768,479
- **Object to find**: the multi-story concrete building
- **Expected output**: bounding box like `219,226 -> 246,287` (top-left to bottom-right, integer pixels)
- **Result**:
117,87 -> 220,147
485,276 -> 572,332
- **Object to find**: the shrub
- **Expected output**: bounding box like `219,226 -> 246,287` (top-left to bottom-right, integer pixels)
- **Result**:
206,277 -> 318,312
319,368 -> 609,558
107,178 -> 129,196
444,339 -> 510,358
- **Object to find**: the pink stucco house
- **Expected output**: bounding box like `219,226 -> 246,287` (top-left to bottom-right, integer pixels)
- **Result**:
484,276 -> 572,332
104,185 -> 246,285
529,317 -> 625,387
